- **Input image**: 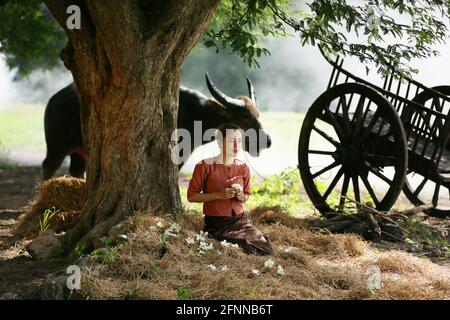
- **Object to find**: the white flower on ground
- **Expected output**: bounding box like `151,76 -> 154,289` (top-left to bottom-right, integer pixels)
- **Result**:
221,265 -> 228,271
169,223 -> 181,233
283,246 -> 295,253
230,243 -> 239,249
207,264 -> 216,271
264,258 -> 275,269
277,265 -> 285,276
202,242 -> 214,251
185,237 -> 195,246
252,268 -> 260,276
196,231 -> 209,242
163,223 -> 181,239
156,221 -> 164,228
220,240 -> 231,247
197,241 -> 214,255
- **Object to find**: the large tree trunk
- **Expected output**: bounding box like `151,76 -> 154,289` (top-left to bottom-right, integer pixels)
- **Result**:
44,0 -> 219,254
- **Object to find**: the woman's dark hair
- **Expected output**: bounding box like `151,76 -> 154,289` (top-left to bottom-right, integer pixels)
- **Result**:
215,123 -> 241,141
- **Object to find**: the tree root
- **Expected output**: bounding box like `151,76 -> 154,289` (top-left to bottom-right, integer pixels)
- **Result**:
310,200 -> 434,242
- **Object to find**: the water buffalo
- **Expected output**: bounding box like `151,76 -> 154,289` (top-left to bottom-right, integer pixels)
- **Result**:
42,74 -> 272,179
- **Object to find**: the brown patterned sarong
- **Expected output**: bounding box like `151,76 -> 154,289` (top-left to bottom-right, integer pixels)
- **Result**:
204,211 -> 273,255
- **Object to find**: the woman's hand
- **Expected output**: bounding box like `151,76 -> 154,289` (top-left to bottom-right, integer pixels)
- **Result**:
217,188 -> 236,199
235,189 -> 245,202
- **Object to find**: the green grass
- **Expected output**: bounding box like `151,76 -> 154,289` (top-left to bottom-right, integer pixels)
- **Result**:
0,136 -> 12,165
399,218 -> 450,251
0,104 -> 46,152
247,167 -> 313,214
258,112 -> 304,155
259,111 -> 337,152
177,287 -> 194,300
90,236 -> 122,264
0,162 -> 18,169
180,187 -> 203,213
39,207 -> 59,235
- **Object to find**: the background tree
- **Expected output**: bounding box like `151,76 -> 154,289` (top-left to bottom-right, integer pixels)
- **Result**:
0,0 -> 449,255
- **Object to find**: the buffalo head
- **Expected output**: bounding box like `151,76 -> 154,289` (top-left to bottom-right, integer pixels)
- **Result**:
205,73 -> 272,156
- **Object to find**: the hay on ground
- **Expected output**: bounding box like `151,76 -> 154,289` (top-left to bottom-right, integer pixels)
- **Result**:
79,212 -> 450,300
14,176 -> 86,239
12,177 -> 450,299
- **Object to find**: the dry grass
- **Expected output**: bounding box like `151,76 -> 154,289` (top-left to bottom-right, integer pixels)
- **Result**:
13,177 -> 85,239
80,210 -> 450,300
16,177 -> 450,300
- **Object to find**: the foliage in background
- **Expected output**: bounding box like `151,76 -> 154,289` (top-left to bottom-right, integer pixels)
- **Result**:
288,0 -> 450,77
204,0 -> 293,68
0,0 -> 66,76
205,0 -> 450,77
1,0 -> 449,78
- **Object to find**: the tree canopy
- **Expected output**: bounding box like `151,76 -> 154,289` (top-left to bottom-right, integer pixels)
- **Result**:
0,0 -> 65,74
1,0 -> 449,77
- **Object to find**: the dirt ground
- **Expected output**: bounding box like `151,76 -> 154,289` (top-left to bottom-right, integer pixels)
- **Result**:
0,165 -> 194,299
0,165 -> 449,299
0,166 -> 72,299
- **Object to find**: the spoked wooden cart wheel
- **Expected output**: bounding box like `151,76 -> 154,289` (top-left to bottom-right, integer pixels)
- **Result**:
403,172 -> 450,218
298,83 -> 408,217
402,85 -> 450,217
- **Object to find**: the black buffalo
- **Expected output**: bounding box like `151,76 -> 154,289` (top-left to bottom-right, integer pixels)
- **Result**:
43,74 -> 272,179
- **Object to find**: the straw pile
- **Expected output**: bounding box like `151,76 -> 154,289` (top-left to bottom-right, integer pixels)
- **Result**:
13,177 -> 450,299
80,210 -> 450,300
14,176 -> 86,239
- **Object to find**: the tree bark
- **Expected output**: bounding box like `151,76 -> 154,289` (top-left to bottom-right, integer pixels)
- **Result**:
43,0 -> 219,254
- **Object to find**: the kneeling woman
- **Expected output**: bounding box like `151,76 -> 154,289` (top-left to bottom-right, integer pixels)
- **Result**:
187,123 -> 273,255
